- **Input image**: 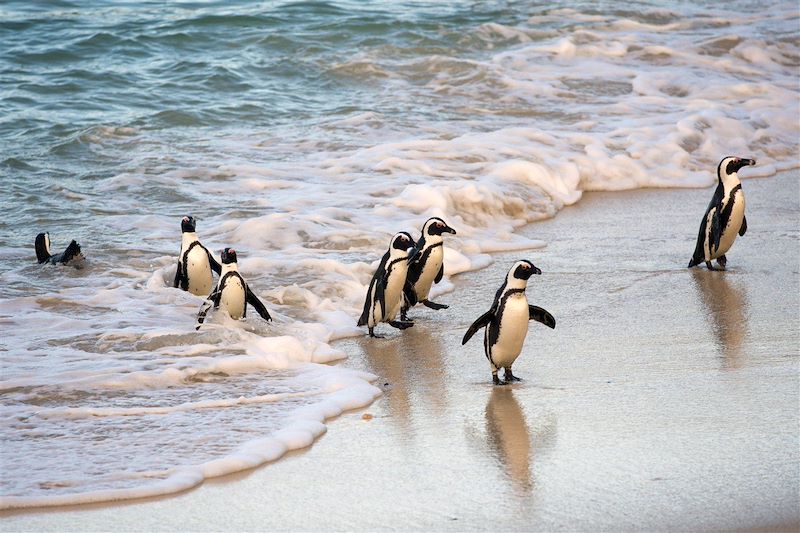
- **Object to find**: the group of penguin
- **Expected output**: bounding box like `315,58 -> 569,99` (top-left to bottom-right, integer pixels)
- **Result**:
34,155 -> 755,385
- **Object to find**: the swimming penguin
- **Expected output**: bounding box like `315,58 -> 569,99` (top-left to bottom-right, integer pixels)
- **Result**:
462,260 -> 556,385
196,248 -> 272,328
357,232 -> 419,338
401,217 -> 456,320
688,156 -> 755,270
35,232 -> 85,266
174,215 -> 221,296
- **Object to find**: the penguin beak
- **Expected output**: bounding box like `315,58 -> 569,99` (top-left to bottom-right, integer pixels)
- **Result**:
407,245 -> 421,263
444,225 -> 457,235
532,266 -> 542,275
743,158 -> 756,166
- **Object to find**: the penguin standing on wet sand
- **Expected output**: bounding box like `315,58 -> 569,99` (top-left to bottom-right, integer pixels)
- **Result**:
401,217 -> 456,321
174,215 -> 221,296
462,260 -> 556,385
197,247 -> 271,328
688,156 -> 755,271
35,232 -> 85,266
357,232 -> 419,338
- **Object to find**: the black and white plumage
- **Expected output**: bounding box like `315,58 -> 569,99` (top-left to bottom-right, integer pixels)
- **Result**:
357,231 -> 419,338
401,217 -> 456,320
35,232 -> 85,266
196,248 -> 271,328
688,156 -> 755,271
174,216 -> 221,296
462,260 -> 555,385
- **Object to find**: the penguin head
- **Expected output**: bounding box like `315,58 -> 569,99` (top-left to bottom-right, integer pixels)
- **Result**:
181,216 -> 197,233
717,156 -> 756,181
391,232 -> 419,262
423,217 -> 457,237
221,247 -> 238,265
35,232 -> 52,263
511,260 -> 541,281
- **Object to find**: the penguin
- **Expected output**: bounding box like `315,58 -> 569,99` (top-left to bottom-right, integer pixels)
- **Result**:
357,231 -> 419,338
35,232 -> 85,266
462,260 -> 556,385
174,215 -> 221,296
401,217 -> 457,320
196,248 -> 272,328
688,156 -> 755,271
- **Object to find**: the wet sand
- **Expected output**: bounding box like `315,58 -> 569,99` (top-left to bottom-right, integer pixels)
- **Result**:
3,172 -> 798,531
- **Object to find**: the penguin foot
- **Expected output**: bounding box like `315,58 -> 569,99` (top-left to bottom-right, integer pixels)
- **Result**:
504,369 -> 522,382
389,320 -> 414,330
716,255 -> 727,270
422,300 -> 448,310
368,328 -> 385,339
705,261 -> 723,271
492,374 -> 502,385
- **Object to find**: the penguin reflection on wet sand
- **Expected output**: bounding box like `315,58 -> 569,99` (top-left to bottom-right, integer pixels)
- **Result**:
401,217 -> 456,321
35,232 -> 85,267
197,248 -> 272,328
175,215 -> 222,296
463,260 -> 556,385
688,156 -> 755,271
357,232 -> 418,338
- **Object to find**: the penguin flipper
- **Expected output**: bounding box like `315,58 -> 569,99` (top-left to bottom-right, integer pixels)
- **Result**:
358,252 -> 389,327
197,290 -> 219,327
173,260 -> 183,288
528,305 -> 556,329
710,209 -> 722,256
739,214 -> 747,236
434,264 -> 444,284
246,285 -> 272,322
206,248 -> 222,275
462,311 -> 493,345
403,279 -> 418,307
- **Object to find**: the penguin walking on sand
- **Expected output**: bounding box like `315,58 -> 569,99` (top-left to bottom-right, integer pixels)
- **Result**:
197,248 -> 272,328
401,217 -> 456,321
357,232 -> 419,338
175,215 -> 221,296
688,156 -> 755,271
462,260 -> 555,385
35,232 -> 85,267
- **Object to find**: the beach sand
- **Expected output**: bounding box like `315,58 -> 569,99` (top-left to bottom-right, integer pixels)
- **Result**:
3,172 -> 798,531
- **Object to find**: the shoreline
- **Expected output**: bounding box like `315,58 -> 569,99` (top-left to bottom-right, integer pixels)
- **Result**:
2,172 -> 798,531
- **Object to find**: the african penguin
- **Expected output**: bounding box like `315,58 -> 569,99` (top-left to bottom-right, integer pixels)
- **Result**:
401,217 -> 456,320
35,232 -> 85,267
462,260 -> 555,385
174,215 -> 222,296
196,248 -> 272,328
357,231 -> 419,338
688,156 -> 755,270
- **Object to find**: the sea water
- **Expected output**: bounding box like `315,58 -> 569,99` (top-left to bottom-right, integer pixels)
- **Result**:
0,0 -> 797,509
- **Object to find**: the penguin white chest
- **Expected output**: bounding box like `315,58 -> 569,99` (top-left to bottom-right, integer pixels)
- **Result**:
383,263 -> 408,321
414,246 -> 443,300
717,192 -> 745,257
185,246 -> 213,296
491,295 -> 529,367
220,277 -> 246,319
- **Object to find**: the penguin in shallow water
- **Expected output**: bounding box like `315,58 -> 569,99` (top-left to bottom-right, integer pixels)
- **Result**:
174,215 -> 221,296
688,156 -> 755,271
196,248 -> 272,328
401,217 -> 456,320
35,232 -> 85,266
357,231 -> 419,338
462,260 -> 555,385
